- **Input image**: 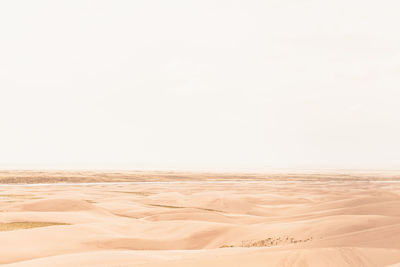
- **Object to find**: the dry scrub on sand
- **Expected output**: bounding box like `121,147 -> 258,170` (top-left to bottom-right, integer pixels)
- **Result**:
2,170 -> 400,183
220,236 -> 314,248
0,222 -> 69,231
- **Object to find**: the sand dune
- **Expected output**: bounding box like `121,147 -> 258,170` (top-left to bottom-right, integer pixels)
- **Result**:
7,199 -> 100,212
1,171 -> 400,266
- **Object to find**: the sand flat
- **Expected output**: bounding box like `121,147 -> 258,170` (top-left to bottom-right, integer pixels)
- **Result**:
1,172 -> 400,266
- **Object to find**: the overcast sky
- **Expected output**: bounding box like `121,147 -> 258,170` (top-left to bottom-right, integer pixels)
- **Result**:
1,0 -> 400,171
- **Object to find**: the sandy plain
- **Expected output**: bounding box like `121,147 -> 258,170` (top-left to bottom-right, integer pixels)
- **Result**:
1,170 -> 400,266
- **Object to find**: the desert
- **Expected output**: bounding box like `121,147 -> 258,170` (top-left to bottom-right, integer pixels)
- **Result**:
3,0 -> 400,265
1,171 -> 400,266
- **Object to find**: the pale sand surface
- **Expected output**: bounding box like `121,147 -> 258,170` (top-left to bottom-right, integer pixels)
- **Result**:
1,171 -> 400,266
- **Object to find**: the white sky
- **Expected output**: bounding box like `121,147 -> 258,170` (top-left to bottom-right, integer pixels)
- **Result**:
1,0 -> 400,171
